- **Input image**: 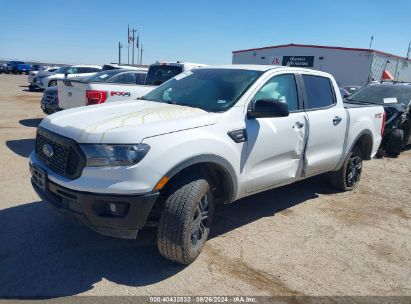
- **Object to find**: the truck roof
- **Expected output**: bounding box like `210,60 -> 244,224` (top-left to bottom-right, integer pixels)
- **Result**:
150,62 -> 207,67
70,64 -> 102,69
200,64 -> 334,77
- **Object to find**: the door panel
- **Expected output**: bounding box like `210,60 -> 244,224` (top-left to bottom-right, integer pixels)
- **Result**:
245,113 -> 308,193
245,73 -> 307,193
301,74 -> 347,176
304,108 -> 347,176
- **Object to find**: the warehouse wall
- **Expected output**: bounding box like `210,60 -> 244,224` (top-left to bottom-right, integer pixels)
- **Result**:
371,54 -> 411,82
232,46 -> 374,86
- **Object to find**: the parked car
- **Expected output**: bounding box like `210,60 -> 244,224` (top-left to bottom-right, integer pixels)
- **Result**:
344,85 -> 362,95
0,63 -> 6,74
346,83 -> 411,155
34,66 -> 69,90
28,67 -> 60,90
29,65 -> 384,264
40,86 -> 60,115
6,61 -> 31,74
37,65 -> 102,89
58,69 -> 148,110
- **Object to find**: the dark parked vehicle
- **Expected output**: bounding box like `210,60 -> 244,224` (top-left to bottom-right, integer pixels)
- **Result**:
0,63 -> 6,74
346,83 -> 411,156
40,86 -> 60,115
30,64 -> 47,72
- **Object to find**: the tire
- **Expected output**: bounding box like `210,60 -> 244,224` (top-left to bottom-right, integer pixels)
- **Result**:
401,124 -> 410,148
157,177 -> 215,264
386,129 -> 403,156
329,147 -> 363,191
48,80 -> 57,87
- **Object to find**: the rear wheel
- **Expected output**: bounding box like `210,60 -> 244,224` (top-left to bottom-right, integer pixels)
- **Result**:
329,147 -> 363,191
386,129 -> 403,156
157,177 -> 214,264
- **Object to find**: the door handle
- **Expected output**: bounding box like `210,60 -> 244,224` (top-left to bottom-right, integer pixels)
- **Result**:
333,116 -> 342,125
294,121 -> 304,129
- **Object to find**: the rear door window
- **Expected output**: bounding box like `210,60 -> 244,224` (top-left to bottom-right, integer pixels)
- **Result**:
302,75 -> 335,109
108,72 -> 136,84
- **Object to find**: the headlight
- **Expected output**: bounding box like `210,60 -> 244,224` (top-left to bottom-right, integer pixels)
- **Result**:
80,144 -> 150,167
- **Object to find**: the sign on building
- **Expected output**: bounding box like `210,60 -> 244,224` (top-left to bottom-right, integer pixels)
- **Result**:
282,56 -> 314,67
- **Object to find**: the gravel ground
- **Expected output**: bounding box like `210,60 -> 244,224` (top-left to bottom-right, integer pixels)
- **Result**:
0,74 -> 410,298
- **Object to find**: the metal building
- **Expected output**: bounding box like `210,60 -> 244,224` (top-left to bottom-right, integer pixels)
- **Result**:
232,43 -> 411,86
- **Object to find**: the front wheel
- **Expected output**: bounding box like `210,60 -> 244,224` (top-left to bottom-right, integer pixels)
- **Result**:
157,178 -> 214,264
329,147 -> 363,191
386,129 -> 403,156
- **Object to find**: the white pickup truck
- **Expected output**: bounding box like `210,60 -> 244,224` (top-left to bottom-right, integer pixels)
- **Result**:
29,65 -> 385,264
57,69 -> 148,110
57,61 -> 206,110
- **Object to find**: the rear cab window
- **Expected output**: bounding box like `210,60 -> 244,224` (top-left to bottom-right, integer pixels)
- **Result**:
302,75 -> 336,110
145,65 -> 183,85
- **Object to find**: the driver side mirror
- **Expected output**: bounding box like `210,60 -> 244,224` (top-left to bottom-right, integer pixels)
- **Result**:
247,99 -> 289,119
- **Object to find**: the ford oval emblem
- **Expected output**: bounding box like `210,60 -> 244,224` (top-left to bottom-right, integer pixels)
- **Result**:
42,144 -> 54,158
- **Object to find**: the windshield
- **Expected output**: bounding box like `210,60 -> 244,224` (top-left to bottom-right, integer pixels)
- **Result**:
145,65 -> 183,85
85,70 -> 125,82
54,66 -> 70,74
348,85 -> 411,106
143,68 -> 263,112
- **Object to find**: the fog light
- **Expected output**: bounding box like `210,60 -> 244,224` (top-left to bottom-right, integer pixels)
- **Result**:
107,202 -> 129,217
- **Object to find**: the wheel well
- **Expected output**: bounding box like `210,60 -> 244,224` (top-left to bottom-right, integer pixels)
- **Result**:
161,162 -> 234,205
353,133 -> 373,160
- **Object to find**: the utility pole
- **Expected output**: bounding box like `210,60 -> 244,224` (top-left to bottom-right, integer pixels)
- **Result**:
132,29 -> 137,65
140,44 -> 143,65
118,42 -> 123,64
127,25 -> 130,65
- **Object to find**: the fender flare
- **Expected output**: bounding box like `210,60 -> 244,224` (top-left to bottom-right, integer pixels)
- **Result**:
163,154 -> 238,204
335,129 -> 374,170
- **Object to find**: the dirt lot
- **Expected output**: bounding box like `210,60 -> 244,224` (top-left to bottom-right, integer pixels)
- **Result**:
0,74 -> 410,298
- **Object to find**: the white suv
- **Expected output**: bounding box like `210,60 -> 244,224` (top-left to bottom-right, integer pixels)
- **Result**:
37,65 -> 102,89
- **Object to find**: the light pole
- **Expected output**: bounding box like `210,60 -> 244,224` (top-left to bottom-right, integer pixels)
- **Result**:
132,29 -> 137,65
118,42 -> 123,64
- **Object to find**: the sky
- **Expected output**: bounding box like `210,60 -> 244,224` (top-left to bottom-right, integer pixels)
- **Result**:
0,0 -> 410,65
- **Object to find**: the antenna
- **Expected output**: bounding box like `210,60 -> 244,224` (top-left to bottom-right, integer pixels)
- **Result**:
368,35 -> 374,50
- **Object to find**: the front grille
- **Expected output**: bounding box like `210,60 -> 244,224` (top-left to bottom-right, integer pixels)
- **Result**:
35,128 -> 86,179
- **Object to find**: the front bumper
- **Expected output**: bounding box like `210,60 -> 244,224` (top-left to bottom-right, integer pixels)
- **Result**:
41,100 -> 61,115
30,163 -> 159,239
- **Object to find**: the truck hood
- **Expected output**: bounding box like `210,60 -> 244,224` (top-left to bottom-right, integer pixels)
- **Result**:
40,100 -> 221,143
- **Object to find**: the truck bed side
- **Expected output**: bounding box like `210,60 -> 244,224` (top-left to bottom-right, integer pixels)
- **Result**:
338,102 -> 384,167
